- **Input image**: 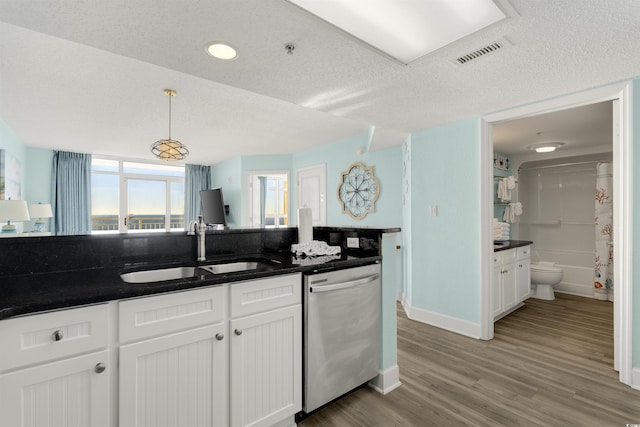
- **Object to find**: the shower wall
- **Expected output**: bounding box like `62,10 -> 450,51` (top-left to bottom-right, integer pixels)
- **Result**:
517,162 -> 597,297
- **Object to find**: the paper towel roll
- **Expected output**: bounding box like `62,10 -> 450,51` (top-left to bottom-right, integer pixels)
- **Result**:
297,207 -> 313,243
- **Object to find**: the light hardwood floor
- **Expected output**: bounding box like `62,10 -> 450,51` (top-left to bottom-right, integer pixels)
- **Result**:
299,293 -> 640,426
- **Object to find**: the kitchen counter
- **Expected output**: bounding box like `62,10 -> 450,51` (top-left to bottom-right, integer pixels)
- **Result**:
0,251 -> 380,320
493,240 -> 533,252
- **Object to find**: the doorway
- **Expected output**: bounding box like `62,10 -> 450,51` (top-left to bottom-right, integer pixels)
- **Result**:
481,81 -> 633,386
245,170 -> 289,227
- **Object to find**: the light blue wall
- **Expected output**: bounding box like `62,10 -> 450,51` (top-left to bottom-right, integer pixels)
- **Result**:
409,118 -> 482,323
24,147 -> 54,230
292,133 -> 403,228
241,154 -> 292,172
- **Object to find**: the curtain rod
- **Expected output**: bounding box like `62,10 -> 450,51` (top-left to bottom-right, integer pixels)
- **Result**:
518,160 -> 607,172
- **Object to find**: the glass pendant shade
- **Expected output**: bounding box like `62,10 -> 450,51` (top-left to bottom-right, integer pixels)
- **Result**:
151,89 -> 189,161
151,139 -> 189,161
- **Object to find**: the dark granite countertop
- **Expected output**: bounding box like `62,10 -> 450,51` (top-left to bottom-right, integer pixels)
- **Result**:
493,240 -> 533,252
0,251 -> 379,320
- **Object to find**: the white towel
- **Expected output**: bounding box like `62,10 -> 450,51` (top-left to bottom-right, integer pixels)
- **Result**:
497,178 -> 511,202
291,240 -> 341,257
503,205 -> 515,223
512,202 -> 523,216
506,175 -> 516,190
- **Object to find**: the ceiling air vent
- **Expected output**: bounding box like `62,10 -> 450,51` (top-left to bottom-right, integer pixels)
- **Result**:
452,38 -> 511,65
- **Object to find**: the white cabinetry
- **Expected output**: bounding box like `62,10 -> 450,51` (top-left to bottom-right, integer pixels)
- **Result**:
119,286 -> 228,427
0,304 -> 111,427
229,274 -> 302,427
517,246 -> 532,301
492,245 -> 531,321
0,272 -> 302,427
119,273 -> 302,427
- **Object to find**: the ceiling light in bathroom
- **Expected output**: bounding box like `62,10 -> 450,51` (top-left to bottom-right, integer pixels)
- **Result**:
528,142 -> 565,153
206,42 -> 237,60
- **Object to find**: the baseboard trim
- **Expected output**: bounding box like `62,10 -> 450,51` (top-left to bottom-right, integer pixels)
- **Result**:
631,367 -> 640,390
368,365 -> 402,395
405,303 -> 482,339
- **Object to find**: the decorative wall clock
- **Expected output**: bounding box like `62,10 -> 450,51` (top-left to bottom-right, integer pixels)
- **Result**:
337,162 -> 380,220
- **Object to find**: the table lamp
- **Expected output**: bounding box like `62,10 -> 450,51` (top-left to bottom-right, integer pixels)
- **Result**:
0,199 -> 31,233
29,203 -> 53,232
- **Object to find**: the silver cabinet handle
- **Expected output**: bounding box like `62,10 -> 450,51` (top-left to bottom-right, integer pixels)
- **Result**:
52,330 -> 64,341
234,329 -> 242,336
94,363 -> 106,374
215,333 -> 224,341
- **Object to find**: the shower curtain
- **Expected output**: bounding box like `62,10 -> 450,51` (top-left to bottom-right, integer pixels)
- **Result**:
594,162 -> 613,301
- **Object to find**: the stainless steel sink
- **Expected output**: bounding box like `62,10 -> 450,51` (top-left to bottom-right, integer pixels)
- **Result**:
199,261 -> 272,274
120,266 -> 207,284
121,259 -> 277,283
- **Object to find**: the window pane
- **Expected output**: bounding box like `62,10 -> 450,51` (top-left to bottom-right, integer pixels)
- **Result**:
127,179 -> 166,231
123,161 -> 184,177
170,181 -> 185,230
92,158 -> 119,173
91,173 -> 119,231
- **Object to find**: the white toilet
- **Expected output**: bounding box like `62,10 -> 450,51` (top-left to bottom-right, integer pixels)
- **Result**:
530,262 -> 564,300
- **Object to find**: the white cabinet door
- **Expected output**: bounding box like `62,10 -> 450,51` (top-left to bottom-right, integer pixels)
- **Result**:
230,305 -> 301,427
0,350 -> 110,427
119,324 -> 228,427
502,262 -> 518,311
517,257 -> 531,301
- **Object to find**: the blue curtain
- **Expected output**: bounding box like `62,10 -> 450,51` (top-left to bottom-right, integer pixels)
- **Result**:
258,176 -> 267,226
51,151 -> 92,235
184,164 -> 211,224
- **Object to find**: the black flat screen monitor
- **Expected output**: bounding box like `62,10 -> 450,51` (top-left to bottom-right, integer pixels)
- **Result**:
200,188 -> 227,226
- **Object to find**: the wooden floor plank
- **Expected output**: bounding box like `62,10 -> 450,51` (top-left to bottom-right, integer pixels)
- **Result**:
299,293 -> 640,426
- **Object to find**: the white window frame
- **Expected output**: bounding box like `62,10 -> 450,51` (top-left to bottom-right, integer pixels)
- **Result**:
91,158 -> 185,233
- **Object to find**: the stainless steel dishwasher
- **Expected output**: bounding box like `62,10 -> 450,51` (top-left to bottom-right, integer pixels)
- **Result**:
303,263 -> 381,413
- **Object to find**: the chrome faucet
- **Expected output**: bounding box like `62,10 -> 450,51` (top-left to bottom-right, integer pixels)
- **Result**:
188,215 -> 207,261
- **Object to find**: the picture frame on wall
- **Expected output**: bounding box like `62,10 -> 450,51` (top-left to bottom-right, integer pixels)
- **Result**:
493,153 -> 510,171
0,149 -> 22,200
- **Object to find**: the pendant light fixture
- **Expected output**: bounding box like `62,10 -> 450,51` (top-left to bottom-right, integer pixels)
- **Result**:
150,89 -> 189,161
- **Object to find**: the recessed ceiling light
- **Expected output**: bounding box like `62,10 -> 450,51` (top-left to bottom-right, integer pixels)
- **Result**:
206,42 -> 237,60
528,143 -> 565,153
286,0 -> 508,64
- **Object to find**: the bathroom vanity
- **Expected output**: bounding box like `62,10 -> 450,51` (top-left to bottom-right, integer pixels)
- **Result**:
0,226 -> 399,427
492,240 -> 532,320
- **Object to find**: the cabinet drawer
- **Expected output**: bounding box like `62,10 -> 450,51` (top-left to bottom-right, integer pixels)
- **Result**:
517,245 -> 531,260
493,253 -> 501,266
230,273 -> 301,318
0,304 -> 109,372
501,249 -> 516,264
119,286 -> 226,344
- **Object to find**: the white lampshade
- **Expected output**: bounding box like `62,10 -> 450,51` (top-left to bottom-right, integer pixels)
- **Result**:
0,200 -> 31,233
29,203 -> 53,219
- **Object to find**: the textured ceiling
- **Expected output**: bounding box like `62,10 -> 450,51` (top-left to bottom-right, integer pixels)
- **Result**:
0,0 -> 638,165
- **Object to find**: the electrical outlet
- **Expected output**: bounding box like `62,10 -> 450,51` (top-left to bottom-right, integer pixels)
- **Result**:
347,237 -> 360,248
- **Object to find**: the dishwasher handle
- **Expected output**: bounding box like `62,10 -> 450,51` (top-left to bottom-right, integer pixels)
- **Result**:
309,274 -> 379,293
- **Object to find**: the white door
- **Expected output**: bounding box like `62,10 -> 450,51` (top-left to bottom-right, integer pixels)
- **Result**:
502,262 -> 518,311
296,164 -> 326,225
517,257 -> 531,300
0,350 -> 110,427
230,305 -> 301,427
119,324 -> 228,427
